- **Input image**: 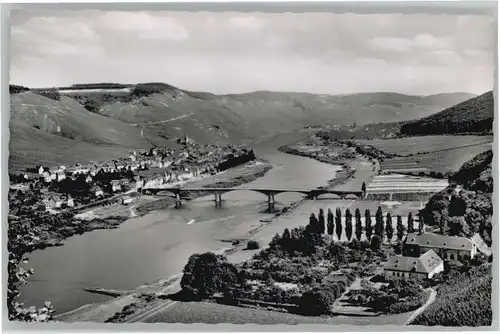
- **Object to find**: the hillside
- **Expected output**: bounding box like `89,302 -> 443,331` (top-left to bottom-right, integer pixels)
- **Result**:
399,91 -> 494,136
64,86 -> 476,141
451,149 -> 493,193
9,83 -> 476,170
9,91 -> 179,171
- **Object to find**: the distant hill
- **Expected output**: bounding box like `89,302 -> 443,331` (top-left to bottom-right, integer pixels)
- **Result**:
9,82 -> 477,170
399,91 -> 493,136
9,91 -> 178,171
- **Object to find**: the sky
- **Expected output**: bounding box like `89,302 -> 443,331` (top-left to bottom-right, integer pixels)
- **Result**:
10,10 -> 496,95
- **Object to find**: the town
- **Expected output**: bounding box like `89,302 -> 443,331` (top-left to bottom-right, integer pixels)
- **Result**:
9,133 -> 257,217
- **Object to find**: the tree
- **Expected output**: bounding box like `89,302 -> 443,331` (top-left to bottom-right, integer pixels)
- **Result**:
318,209 -> 326,234
393,240 -> 403,255
282,228 -> 291,242
83,99 -> 100,113
447,216 -> 470,237
327,209 -> 334,235
355,208 -> 362,241
417,212 -> 424,234
298,289 -> 332,316
375,206 -> 384,237
385,212 -> 394,241
335,208 -> 343,241
345,208 -> 353,241
365,209 -> 373,241
449,194 -> 467,217
407,212 -> 414,233
396,215 -> 404,240
309,213 -> 319,234
247,240 -> 260,250
269,233 -> 281,249
438,211 -> 448,234
180,252 -> 239,299
370,235 -> 382,252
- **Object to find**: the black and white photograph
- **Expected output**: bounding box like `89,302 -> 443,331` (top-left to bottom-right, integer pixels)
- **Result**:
5,2 -> 496,328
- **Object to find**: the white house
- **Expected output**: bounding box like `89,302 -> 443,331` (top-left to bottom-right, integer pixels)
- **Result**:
94,187 -> 104,198
38,166 -> 48,175
384,250 -> 444,281
112,181 -> 122,192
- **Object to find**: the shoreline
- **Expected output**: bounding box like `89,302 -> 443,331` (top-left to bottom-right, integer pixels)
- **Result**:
17,159 -> 273,252
278,144 -> 365,190
10,159 -> 273,318
59,149 -> 366,322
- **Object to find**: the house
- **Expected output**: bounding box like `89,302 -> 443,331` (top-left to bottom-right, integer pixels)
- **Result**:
38,166 -> 48,175
121,196 -> 135,205
403,233 -> 478,261
384,250 -> 444,281
56,172 -> 66,182
112,181 -> 122,192
94,187 -> 104,198
85,175 -> 93,184
67,197 -> 75,208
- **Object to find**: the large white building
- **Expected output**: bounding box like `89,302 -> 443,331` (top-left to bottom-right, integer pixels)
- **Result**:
384,249 -> 444,281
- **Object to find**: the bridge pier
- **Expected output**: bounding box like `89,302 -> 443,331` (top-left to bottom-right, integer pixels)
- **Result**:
268,193 -> 275,211
214,193 -> 223,207
175,193 -> 182,209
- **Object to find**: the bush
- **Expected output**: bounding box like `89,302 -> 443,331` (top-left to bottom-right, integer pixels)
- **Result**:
298,289 -> 332,316
246,240 -> 260,250
83,100 -> 100,113
36,89 -> 60,101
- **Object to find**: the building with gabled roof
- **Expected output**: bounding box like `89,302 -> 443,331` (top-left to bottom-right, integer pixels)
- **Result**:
403,232 -> 477,261
384,249 -> 444,281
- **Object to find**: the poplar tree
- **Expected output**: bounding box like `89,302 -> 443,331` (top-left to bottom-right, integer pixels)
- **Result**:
327,208 -> 334,235
345,208 -> 353,241
355,208 -> 362,241
365,209 -> 372,241
385,212 -> 394,241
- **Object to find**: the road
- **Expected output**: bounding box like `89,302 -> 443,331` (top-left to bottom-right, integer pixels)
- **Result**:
130,113 -> 194,126
404,288 -> 436,326
126,280 -> 182,323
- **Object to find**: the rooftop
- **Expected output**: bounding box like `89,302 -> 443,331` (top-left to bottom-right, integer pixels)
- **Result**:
384,249 -> 442,274
405,233 -> 474,251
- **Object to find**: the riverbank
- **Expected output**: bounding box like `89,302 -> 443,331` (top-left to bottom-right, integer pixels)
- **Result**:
9,159 -> 273,319
134,159 -> 272,215
279,136 -> 378,191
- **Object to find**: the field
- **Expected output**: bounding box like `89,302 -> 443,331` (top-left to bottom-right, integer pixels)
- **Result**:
366,174 -> 448,195
368,136 -> 493,174
144,300 -> 415,325
356,135 -> 493,156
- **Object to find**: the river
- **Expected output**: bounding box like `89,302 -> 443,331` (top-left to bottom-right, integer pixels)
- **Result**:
19,131 -> 346,315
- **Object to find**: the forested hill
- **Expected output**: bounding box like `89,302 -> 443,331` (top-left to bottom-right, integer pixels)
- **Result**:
399,91 -> 493,136
451,149 -> 493,193
421,149 -> 493,246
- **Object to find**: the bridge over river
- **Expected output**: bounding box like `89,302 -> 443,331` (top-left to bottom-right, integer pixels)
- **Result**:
141,187 -> 364,209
